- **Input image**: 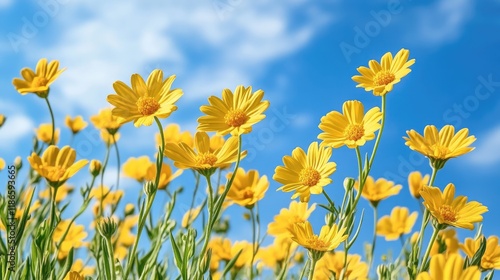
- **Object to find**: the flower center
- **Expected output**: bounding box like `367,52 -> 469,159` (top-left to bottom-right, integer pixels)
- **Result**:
136,97 -> 160,116
373,71 -> 395,86
299,167 -> 321,187
344,124 -> 365,141
224,109 -> 249,127
46,166 -> 67,182
32,76 -> 48,87
306,236 -> 329,251
243,188 -> 254,199
430,144 -> 451,159
439,204 -> 457,223
195,152 -> 218,167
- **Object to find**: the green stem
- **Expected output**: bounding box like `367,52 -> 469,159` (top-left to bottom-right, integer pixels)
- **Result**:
307,255 -> 318,280
369,205 -> 378,270
249,207 -> 257,280
368,95 -> 386,167
105,236 -> 116,279
112,135 -> 121,189
415,167 -> 438,260
44,97 -> 56,145
99,142 -> 111,217
418,225 -> 441,273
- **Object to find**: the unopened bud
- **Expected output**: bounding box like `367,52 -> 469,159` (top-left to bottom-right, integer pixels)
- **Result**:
343,177 -> 355,192
89,159 -> 102,177
97,217 -> 118,239
124,203 -> 135,216
14,156 -> 22,170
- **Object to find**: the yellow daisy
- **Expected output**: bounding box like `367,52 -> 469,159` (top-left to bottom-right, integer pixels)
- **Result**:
376,206 -> 418,241
404,125 -> 476,169
352,48 -> 415,96
408,171 -> 430,199
63,271 -> 84,280
429,228 -> 460,257
420,183 -> 488,230
354,176 -> 402,206
318,100 -> 382,149
122,156 -> 151,182
90,108 -> 122,134
460,235 -> 500,270
267,201 -> 316,238
416,254 -> 480,280
156,123 -> 194,150
53,220 -> 88,260
107,69 -> 183,127
145,162 -> 182,189
289,221 -> 347,254
65,115 -> 88,134
225,168 -> 269,208
164,132 -> 243,176
27,145 -> 88,188
197,85 -> 270,136
314,251 -> 368,280
35,123 -> 60,145
274,142 -> 336,202
12,58 -> 66,98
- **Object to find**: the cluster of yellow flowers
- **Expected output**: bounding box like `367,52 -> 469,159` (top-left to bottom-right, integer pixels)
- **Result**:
0,49 -> 498,280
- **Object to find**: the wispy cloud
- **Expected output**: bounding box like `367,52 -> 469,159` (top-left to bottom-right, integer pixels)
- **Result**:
468,125 -> 500,166
0,114 -> 33,152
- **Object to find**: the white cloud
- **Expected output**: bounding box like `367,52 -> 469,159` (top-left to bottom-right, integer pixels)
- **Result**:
0,115 -> 34,150
411,0 -> 473,47
468,126 -> 500,166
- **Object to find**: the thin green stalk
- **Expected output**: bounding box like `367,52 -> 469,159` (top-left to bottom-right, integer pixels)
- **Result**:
44,97 -> 55,145
369,205 -> 378,270
307,255 -> 318,280
418,225 -> 441,273
368,95 -> 386,167
415,167 -> 438,260
112,135 -> 121,189
49,186 -> 59,229
104,236 -> 116,279
249,207 -> 258,280
99,142 -> 111,217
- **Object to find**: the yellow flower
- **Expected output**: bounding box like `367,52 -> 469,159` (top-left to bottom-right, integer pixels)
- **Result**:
430,228 -> 460,257
90,185 -> 124,215
352,48 -> 415,96
318,100 -> 382,149
107,69 -> 183,127
408,171 -> 429,199
289,221 -> 347,254
145,162 -> 183,189
256,236 -> 297,269
63,271 -> 84,280
0,114 -> 5,128
231,240 -> 254,268
314,251 -> 368,280
461,235 -> 500,270
91,108 -> 122,133
28,145 -> 88,188
70,259 -> 95,277
164,132 -> 243,176
53,220 -> 87,260
197,85 -> 270,136
354,176 -> 402,206
39,184 -> 74,203
89,159 -> 102,176
420,183 -> 487,230
182,205 -> 203,228
0,158 -> 5,171
225,168 -> 269,208
156,123 -> 194,149
35,123 -> 60,144
416,254 -> 480,280
114,215 -> 138,260
12,58 -> 65,98
376,206 -> 418,241
274,142 -> 337,202
208,236 -> 233,269
65,115 -> 88,134
267,201 -> 316,238
123,156 -> 152,182
404,125 -> 476,169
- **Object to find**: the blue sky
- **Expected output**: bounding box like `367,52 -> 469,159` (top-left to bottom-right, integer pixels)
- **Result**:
1,0 -> 500,274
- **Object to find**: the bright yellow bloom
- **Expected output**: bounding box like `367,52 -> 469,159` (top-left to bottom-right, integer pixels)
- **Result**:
39,184 -> 74,203
70,259 -> 95,277
231,240 -> 254,268
65,115 -> 88,134
461,235 -> 500,270
90,108 -> 121,133
267,201 -> 316,238
35,123 -> 60,144
256,236 -> 297,269
89,159 -> 102,176
416,254 -> 480,280
314,251 -> 368,280
352,48 -> 415,96
420,183 -> 487,230
156,123 -> 194,149
225,168 -> 269,208
208,236 -> 233,270
430,228 -> 460,257
318,100 -> 382,149
100,130 -> 120,145
376,206 -> 418,241
90,185 -> 124,216
107,69 -> 183,127
28,145 -> 88,188
408,171 -> 429,199
182,205 -> 203,228
354,176 -> 402,206
123,156 -> 151,182
404,125 -> 476,169
289,221 -> 347,253
0,158 -> 5,171
53,220 -> 88,259
274,142 -> 336,202
145,162 -> 182,189
13,58 -> 65,98
164,132 -> 243,175
0,114 -> 5,127
63,271 -> 84,280
197,85 -> 270,136
113,215 -> 139,260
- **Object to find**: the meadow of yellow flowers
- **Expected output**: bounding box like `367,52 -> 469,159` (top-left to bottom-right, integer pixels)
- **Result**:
1,49 -> 498,280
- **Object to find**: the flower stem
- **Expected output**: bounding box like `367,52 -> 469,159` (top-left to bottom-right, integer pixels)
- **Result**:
307,254 -> 318,280
44,97 -> 56,145
249,207 -> 258,280
112,135 -> 121,189
369,205 -> 378,270
105,236 -> 116,279
418,225 -> 441,273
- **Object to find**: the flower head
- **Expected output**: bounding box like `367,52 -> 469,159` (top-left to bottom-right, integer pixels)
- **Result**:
274,142 -> 336,202
53,220 -> 87,259
123,156 -> 152,182
430,228 -> 460,257
352,48 -> 415,96
107,69 -> 183,127
404,125 -> 476,169
63,271 -> 84,280
225,168 -> 269,208
289,221 -> 347,255
420,183 -> 488,230
28,145 -> 88,188
314,251 -> 368,280
35,123 -> 60,145
354,176 -> 402,206
145,162 -> 182,189
65,115 -> 88,134
156,123 -> 194,149
376,207 -> 418,241
408,171 -> 430,199
318,100 -> 382,149
416,254 -> 480,280
267,201 -> 316,238
197,85 -> 270,136
13,58 -> 65,98
91,108 -> 122,134
460,235 -> 500,271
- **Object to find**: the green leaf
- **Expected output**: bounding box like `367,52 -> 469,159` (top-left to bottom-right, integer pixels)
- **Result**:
221,248 -> 242,277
